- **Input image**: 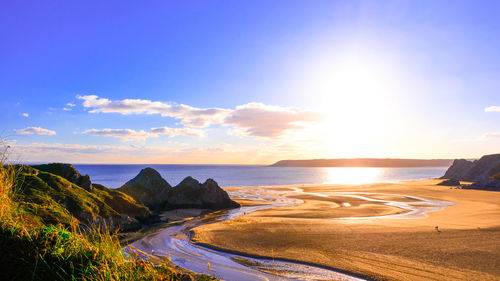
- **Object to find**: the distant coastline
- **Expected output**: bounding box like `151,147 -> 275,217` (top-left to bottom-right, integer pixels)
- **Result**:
270,158 -> 455,167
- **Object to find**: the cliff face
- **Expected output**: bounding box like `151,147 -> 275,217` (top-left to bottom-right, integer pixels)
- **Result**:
441,159 -> 475,181
441,154 -> 500,189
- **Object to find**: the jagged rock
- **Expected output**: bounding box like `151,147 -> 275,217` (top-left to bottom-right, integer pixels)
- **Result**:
168,176 -> 240,209
118,168 -> 172,210
32,163 -> 94,191
168,177 -> 240,209
441,154 -> 500,181
441,154 -> 500,190
441,159 -> 475,181
118,168 -> 240,211
437,179 -> 461,186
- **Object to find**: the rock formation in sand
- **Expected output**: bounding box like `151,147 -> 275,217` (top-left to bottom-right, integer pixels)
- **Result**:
168,176 -> 240,209
441,154 -> 500,189
118,167 -> 172,210
119,168 -> 240,210
437,179 -> 461,186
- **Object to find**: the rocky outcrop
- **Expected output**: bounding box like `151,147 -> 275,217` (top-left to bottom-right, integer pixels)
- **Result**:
119,168 -> 240,210
441,154 -> 500,189
33,163 -> 93,191
437,179 -> 461,186
441,159 -> 475,181
168,177 -> 240,209
118,168 -> 172,210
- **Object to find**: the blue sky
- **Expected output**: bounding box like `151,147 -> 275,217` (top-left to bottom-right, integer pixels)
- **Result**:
1,1 -> 499,164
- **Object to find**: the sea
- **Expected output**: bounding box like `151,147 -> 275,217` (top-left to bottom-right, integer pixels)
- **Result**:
73,164 -> 448,189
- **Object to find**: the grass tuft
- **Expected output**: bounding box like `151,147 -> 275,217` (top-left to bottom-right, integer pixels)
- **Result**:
0,144 -> 217,281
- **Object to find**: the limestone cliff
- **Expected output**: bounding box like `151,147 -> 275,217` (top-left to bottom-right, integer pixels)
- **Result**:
441,154 -> 500,189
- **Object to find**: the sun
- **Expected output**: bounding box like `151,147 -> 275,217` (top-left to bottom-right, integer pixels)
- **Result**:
308,56 -> 400,157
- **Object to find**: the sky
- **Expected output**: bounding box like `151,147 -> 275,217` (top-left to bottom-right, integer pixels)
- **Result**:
1,0 -> 499,164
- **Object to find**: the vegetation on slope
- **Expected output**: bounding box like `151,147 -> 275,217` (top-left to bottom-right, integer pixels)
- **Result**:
12,164 -> 152,229
0,151 -> 216,280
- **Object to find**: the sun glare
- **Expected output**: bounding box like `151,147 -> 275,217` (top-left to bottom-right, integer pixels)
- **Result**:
308,56 -> 400,157
324,167 -> 382,185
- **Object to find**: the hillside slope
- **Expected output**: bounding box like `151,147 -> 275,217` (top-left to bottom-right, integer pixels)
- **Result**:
15,164 -> 151,230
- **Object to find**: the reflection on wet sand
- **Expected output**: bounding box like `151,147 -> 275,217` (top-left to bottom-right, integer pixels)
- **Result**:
126,186 -> 453,281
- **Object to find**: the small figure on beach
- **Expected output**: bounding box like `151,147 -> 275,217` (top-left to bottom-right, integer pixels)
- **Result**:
435,226 -> 441,233
207,262 -> 211,270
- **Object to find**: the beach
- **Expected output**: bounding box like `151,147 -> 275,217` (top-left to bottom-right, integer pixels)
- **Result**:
192,179 -> 500,280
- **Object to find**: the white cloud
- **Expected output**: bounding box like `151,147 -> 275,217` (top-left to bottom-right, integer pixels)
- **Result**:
63,102 -> 76,111
13,142 -> 149,155
20,113 -> 29,118
76,95 -> 229,127
83,129 -> 157,142
485,106 -> 500,112
224,103 -> 325,137
150,127 -> 205,137
83,127 -> 204,142
14,127 -> 56,135
77,95 -> 324,138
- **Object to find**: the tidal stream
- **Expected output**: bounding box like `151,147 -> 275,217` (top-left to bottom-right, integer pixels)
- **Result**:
125,187 -> 453,281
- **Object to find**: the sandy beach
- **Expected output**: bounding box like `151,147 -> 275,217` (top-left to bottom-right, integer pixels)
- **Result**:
192,180 -> 500,280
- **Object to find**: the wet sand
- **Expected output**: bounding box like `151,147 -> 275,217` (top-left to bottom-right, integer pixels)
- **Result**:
127,195 -> 365,281
193,180 -> 500,280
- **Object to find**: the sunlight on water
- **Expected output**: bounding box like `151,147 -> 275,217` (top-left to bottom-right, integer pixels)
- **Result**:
75,165 -> 447,188
324,167 -> 383,185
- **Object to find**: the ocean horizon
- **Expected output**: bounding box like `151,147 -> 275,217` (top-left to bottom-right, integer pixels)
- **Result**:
72,164 -> 448,189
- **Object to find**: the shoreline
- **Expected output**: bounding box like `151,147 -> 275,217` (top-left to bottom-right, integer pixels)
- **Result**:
192,241 -> 376,281
193,179 -> 500,280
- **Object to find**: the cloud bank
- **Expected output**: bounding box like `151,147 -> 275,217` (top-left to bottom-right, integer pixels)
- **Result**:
83,127 -> 204,141
15,127 -> 56,135
77,95 -> 324,138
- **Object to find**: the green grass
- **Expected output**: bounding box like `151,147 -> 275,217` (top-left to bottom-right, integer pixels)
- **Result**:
0,148 -> 217,281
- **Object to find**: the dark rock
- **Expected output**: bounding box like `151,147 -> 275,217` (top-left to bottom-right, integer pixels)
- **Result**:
441,159 -> 474,180
437,179 -> 461,186
441,154 -> 500,190
32,163 -> 94,191
118,167 -> 172,210
441,154 -> 500,182
468,180 -> 500,190
118,168 -> 240,211
168,177 -> 240,209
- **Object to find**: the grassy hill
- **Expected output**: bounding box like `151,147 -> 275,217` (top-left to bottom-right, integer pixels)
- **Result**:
14,164 -> 151,229
0,161 -> 216,281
